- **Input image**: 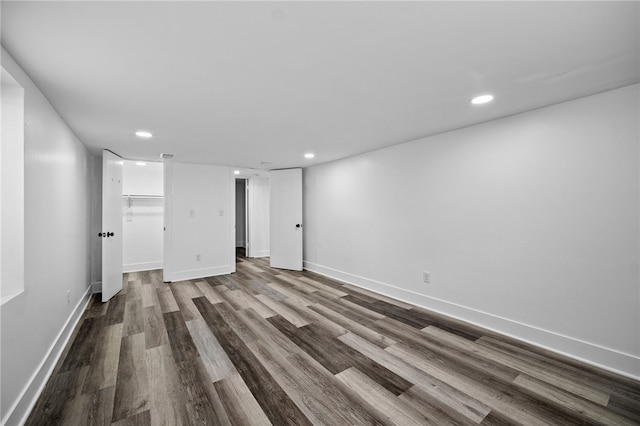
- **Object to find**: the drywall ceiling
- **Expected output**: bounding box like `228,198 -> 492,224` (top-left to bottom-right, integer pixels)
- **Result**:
1,1 -> 638,170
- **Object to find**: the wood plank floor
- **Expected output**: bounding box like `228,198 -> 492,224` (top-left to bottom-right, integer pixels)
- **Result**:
27,251 -> 640,425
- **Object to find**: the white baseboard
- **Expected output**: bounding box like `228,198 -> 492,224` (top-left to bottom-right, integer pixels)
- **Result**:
303,260 -> 640,381
249,249 -> 269,258
123,261 -> 163,273
235,242 -> 246,248
2,284 -> 93,426
168,265 -> 235,282
92,280 -> 102,294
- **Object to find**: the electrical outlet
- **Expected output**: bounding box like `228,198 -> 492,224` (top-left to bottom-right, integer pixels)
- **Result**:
423,271 -> 431,284
66,290 -> 71,304
195,254 -> 201,262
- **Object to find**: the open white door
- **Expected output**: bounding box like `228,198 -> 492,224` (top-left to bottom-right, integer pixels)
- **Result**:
102,150 -> 124,302
270,168 -> 302,270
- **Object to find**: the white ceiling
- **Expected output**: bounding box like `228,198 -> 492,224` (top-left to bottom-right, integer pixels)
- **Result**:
2,1 -> 638,170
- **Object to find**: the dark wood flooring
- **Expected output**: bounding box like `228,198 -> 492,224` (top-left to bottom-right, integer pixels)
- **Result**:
27,251 -> 640,425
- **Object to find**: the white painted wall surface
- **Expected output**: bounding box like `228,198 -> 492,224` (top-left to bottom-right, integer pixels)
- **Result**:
1,48 -> 93,425
164,162 -> 235,281
235,179 -> 246,247
122,160 -> 163,196
304,85 -> 640,378
248,176 -> 270,258
122,161 -> 164,272
1,72 -> 25,303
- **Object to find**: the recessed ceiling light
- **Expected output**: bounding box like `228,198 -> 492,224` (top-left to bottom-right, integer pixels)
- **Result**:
135,130 -> 153,138
136,161 -> 146,166
304,153 -> 315,159
234,170 -> 240,175
471,94 -> 494,105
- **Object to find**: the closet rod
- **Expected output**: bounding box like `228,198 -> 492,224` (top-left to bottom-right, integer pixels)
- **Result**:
122,194 -> 164,198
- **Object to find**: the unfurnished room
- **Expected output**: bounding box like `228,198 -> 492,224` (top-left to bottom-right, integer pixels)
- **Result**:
0,1 -> 639,425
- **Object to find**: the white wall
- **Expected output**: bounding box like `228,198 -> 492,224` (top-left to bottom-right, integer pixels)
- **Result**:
248,176 -> 270,258
164,162 -> 235,281
122,161 -> 164,272
122,160 -> 163,196
1,48 -> 93,425
235,179 -> 246,247
304,85 -> 640,378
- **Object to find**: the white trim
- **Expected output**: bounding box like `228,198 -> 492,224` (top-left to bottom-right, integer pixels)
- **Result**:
1,284 -> 93,426
92,280 -> 102,294
249,250 -> 270,258
167,265 -> 235,282
122,261 -> 163,273
303,260 -> 640,381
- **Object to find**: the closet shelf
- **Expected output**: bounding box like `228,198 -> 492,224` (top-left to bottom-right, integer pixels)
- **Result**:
122,194 -> 164,199
123,194 -> 164,208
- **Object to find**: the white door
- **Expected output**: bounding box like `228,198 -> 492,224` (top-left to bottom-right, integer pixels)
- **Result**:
270,168 -> 302,270
102,150 -> 124,301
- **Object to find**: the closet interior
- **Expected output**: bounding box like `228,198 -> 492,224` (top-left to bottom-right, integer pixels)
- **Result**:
122,160 -> 164,272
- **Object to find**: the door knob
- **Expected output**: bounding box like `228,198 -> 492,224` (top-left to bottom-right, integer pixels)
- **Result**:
98,232 -> 104,237
107,232 -> 114,237
295,224 -> 302,228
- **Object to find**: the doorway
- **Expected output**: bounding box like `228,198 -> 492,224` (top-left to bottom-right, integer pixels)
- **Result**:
235,178 -> 248,259
122,160 -> 164,273
233,172 -> 270,260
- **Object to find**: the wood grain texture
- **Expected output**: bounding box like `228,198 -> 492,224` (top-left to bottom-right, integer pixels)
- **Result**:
146,345 -> 189,426
104,294 -> 126,325
513,374 -> 638,426
174,357 -> 226,425
336,366 -> 452,426
26,256 -> 640,426
60,317 -> 103,372
111,333 -> 148,422
386,341 -> 584,425
122,298 -> 144,336
339,331 -> 492,423
83,323 -> 122,393
162,310 -> 198,363
25,366 -> 89,426
62,385 -> 115,426
424,325 -> 611,406
140,284 -> 159,308
255,293 -> 310,327
213,373 -> 271,426
156,287 -> 179,313
142,305 -> 168,350
170,281 -> 203,322
308,302 -> 397,348
194,296 -> 311,426
185,318 -> 237,383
